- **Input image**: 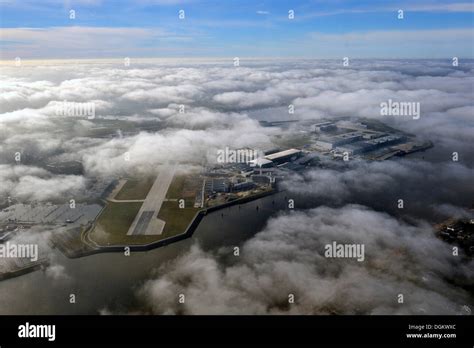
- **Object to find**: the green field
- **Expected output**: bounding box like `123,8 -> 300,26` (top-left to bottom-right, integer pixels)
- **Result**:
88,174 -> 202,246
115,177 -> 154,200
166,174 -> 202,207
89,201 -> 199,245
157,201 -> 199,238
89,202 -> 159,245
165,175 -> 186,198
51,226 -> 95,257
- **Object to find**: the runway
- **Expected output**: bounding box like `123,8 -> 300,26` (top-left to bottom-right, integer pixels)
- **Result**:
127,165 -> 176,236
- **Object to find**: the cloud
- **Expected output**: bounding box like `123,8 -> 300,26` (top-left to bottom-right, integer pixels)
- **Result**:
0,26 -> 170,59
13,174 -> 85,201
304,29 -> 474,58
0,59 -> 473,314
296,2 -> 474,20
123,84 -> 204,104
282,158 -> 474,221
79,116 -> 274,177
1,59 -> 473,193
406,2 -> 474,13
45,264 -> 71,281
309,29 -> 474,44
136,205 -> 473,314
0,164 -> 85,202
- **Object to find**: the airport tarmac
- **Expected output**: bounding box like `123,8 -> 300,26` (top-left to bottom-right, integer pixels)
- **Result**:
127,165 -> 176,236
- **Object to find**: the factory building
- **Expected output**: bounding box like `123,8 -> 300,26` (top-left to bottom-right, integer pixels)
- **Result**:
264,149 -> 302,164
362,132 -> 386,140
335,143 -> 371,156
364,135 -> 404,147
315,132 -> 364,150
232,181 -> 256,192
313,121 -> 337,132
205,178 -> 230,194
251,175 -> 274,185
248,158 -> 274,168
335,135 -> 405,155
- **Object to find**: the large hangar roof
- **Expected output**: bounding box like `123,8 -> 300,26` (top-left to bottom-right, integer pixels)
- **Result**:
265,148 -> 301,161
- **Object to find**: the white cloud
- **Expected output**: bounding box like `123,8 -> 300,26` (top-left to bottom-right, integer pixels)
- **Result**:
0,59 -> 473,314
304,29 -> 474,58
309,29 -> 473,44
136,205 -> 474,314
0,26 -> 170,59
0,164 -> 85,201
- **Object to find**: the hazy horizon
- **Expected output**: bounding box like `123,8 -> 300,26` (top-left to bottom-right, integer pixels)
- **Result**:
1,0 -> 473,59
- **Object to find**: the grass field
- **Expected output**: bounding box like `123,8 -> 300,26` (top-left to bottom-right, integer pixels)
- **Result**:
51,226 -> 95,257
166,174 -> 202,207
88,174 -> 202,246
151,173 -> 202,238
157,201 -> 199,238
89,202 -> 159,245
114,177 -> 154,200
165,175 -> 186,198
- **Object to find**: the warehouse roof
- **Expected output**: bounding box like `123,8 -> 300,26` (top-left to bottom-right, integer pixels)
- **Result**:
265,148 -> 301,161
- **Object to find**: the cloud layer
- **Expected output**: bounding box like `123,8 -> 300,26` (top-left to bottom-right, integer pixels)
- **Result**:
137,205 -> 473,314
0,59 -> 472,314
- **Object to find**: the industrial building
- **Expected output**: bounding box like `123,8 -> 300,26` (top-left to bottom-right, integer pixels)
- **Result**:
264,149 -> 302,164
232,181 -> 256,192
364,135 -> 404,147
250,175 -> 274,185
248,157 -> 274,168
205,178 -> 230,194
315,132 -> 364,150
335,143 -> 372,156
334,135 -> 405,155
313,121 -> 337,132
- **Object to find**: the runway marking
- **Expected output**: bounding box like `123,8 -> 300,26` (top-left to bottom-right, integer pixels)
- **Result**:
127,165 -> 176,236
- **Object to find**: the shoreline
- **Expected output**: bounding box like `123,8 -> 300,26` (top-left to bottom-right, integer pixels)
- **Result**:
0,258 -> 49,282
58,188 -> 279,258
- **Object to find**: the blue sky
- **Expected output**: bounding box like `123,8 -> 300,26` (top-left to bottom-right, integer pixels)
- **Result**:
1,0 -> 473,59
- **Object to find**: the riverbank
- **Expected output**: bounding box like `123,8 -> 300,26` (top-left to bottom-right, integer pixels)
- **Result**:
0,258 -> 49,282
55,188 -> 279,258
